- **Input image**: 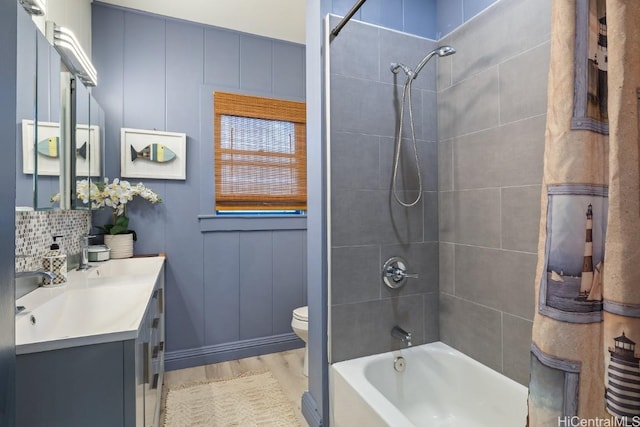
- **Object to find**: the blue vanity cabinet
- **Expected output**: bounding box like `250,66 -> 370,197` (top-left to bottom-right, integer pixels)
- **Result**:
16,266 -> 165,427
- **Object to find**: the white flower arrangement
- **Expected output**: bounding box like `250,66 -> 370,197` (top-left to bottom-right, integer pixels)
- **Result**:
54,178 -> 162,238
76,178 -> 161,217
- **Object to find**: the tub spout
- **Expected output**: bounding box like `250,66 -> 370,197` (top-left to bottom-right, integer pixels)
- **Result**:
391,325 -> 412,347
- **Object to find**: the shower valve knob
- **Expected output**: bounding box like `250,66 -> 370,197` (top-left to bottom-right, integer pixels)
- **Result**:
382,257 -> 418,289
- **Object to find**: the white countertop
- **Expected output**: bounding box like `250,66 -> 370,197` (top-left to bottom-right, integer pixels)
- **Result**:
16,256 -> 165,355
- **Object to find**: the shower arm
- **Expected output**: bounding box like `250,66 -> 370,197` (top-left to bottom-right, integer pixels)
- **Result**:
331,0 -> 368,38
412,51 -> 438,79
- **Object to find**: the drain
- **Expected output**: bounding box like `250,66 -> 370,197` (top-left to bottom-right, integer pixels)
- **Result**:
394,356 -> 406,372
30,315 -> 36,325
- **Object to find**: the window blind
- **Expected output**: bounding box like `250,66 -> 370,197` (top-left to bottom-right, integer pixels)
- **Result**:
214,92 -> 307,211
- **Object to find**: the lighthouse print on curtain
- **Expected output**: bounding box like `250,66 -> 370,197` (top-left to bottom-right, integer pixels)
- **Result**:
538,185 -> 608,324
528,0 -> 640,424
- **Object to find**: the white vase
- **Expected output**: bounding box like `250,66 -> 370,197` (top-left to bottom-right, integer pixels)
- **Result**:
104,233 -> 134,259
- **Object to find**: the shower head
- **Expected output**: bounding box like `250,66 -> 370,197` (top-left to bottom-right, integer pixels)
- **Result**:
413,45 -> 456,79
436,45 -> 456,57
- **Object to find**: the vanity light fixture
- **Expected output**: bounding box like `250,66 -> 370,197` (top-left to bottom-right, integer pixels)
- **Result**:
18,0 -> 46,16
46,21 -> 97,87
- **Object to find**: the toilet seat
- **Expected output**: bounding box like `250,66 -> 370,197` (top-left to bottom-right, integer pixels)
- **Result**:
293,306 -> 308,322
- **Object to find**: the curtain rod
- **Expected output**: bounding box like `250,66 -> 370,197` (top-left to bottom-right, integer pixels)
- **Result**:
331,0 -> 367,38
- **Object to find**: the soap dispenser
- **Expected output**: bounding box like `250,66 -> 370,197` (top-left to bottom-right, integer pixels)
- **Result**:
43,235 -> 67,286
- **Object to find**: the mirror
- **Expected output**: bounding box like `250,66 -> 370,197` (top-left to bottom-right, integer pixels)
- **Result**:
89,93 -> 105,182
15,10 -> 105,210
61,72 -> 102,210
73,78 -> 90,209
15,7 -> 37,209
34,28 -> 61,209
69,79 -> 104,209
15,9 -> 62,210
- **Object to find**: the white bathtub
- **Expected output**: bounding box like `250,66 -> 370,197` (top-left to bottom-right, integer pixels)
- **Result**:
331,342 -> 528,427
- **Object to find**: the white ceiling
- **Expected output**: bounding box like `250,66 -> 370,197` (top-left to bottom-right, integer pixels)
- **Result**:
96,0 -> 306,44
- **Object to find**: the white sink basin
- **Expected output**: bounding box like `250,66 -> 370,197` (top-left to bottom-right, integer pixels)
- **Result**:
85,256 -> 163,279
16,286 -> 148,345
16,256 -> 165,354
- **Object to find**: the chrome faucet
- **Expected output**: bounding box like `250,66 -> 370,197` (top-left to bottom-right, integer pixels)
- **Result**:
77,234 -> 95,271
15,270 -> 56,280
391,325 -> 412,347
15,270 -> 56,299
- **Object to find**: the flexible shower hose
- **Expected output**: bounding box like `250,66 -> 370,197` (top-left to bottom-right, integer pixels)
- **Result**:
392,74 -> 422,207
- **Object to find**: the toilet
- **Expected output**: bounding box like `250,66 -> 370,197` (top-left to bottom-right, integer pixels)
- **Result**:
291,306 -> 309,376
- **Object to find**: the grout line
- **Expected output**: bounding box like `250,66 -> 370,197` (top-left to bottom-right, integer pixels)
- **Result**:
499,187 -> 503,249
500,311 -> 504,372
441,241 -> 537,256
439,184 -> 542,192
451,242 -> 456,296
497,61 -> 502,126
440,291 -> 534,323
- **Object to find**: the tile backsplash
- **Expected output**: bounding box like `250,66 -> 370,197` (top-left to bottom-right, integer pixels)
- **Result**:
16,210 -> 91,272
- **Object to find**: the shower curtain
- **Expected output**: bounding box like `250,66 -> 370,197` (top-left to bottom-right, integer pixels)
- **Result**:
528,0 -> 640,425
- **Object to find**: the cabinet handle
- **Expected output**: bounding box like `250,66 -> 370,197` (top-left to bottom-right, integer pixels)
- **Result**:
159,341 -> 164,352
158,288 -> 164,314
152,317 -> 160,329
151,373 -> 159,390
152,344 -> 159,359
142,341 -> 150,384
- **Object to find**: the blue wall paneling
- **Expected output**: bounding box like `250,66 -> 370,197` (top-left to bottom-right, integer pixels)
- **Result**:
240,37 -> 273,93
92,3 -> 307,370
92,4 -> 124,179
239,231 -> 274,339
204,28 -> 240,88
273,43 -> 306,99
204,232 -> 240,346
273,231 -> 306,334
163,18 -> 207,353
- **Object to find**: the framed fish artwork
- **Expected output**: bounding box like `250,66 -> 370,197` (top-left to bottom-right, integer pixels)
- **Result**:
75,124 -> 101,177
22,120 -> 101,176
22,120 -> 60,175
120,128 -> 186,180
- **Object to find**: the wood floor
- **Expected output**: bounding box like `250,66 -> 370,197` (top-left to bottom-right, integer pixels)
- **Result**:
162,348 -> 308,426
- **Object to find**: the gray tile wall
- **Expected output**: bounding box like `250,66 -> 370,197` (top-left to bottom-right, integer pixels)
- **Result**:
329,18 -> 439,363
437,0 -> 499,39
437,0 -> 551,386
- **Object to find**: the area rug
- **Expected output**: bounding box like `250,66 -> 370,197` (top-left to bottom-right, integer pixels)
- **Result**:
163,371 -> 301,426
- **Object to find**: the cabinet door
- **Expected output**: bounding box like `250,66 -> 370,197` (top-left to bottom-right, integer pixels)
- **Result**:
17,342 -> 125,427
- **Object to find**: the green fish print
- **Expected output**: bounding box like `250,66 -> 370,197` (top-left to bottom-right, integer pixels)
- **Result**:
37,137 -> 59,158
130,144 -> 176,163
36,137 -> 87,159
